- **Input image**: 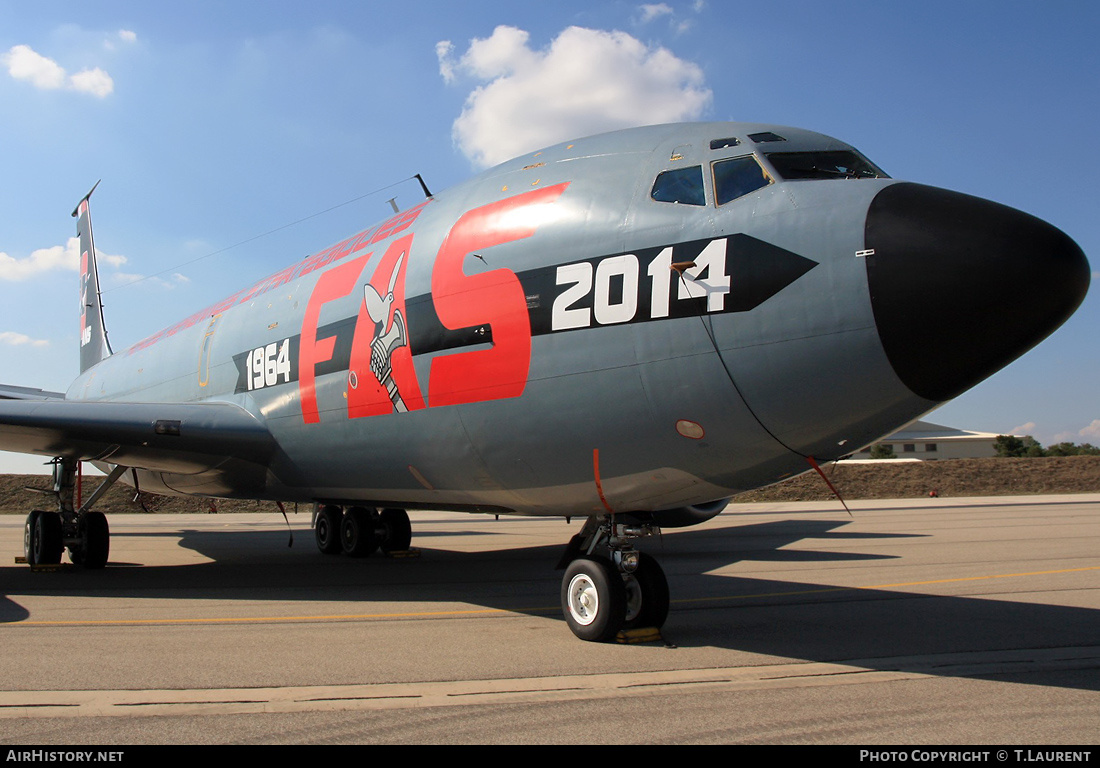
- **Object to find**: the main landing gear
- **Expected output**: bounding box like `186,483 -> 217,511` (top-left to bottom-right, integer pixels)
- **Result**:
23,459 -> 122,569
312,504 -> 412,557
558,516 -> 669,642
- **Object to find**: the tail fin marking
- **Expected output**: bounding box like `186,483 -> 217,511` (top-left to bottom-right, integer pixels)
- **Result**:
72,181 -> 112,373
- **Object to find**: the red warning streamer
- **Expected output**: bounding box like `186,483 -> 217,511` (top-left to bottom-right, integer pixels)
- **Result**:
806,455 -> 852,517
592,448 -> 615,514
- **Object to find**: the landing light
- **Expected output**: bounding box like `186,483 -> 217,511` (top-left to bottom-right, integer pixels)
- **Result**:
614,549 -> 640,573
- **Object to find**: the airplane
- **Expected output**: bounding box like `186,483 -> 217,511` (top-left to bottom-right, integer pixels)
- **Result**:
0,121 -> 1090,642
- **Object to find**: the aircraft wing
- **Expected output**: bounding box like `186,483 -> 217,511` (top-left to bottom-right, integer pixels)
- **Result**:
0,384 -> 66,401
0,398 -> 276,475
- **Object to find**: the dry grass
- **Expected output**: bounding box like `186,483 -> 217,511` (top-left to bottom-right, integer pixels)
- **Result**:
1,456 -> 1097,514
733,456 -> 1100,502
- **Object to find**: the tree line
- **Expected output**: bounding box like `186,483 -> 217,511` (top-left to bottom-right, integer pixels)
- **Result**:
993,435 -> 1100,458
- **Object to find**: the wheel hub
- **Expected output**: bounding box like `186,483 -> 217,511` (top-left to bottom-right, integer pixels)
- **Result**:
567,574 -> 599,625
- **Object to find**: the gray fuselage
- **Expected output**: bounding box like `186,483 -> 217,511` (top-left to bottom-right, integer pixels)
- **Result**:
66,122 -> 1090,516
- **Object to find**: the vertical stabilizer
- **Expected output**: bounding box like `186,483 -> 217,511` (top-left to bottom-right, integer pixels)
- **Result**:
71,181 -> 113,372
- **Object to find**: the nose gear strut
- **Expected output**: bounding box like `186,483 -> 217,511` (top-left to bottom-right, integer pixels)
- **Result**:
557,514 -> 669,642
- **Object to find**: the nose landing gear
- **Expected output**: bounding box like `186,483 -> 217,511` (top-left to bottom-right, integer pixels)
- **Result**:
558,516 -> 669,642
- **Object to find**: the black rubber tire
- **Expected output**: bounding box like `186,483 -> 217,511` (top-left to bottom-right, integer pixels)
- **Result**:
341,507 -> 377,557
622,552 -> 670,630
76,512 -> 110,569
315,505 -> 343,555
24,510 -> 41,565
561,556 -> 626,642
379,508 -> 412,553
30,511 -> 63,566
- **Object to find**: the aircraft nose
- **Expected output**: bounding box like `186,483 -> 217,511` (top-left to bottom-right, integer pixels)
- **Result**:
864,182 -> 1090,402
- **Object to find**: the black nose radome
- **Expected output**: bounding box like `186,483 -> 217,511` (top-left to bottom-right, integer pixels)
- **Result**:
865,182 -> 1090,402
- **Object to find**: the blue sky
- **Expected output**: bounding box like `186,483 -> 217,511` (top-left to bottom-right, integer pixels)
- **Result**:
0,1 -> 1096,473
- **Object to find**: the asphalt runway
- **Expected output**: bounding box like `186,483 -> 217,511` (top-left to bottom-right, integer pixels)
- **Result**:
1,494 -> 1098,744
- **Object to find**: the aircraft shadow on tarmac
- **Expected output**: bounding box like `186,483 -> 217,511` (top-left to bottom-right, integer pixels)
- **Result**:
3,516 -> 1097,693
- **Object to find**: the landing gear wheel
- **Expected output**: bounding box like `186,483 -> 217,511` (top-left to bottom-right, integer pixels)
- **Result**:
561,557 -> 626,642
23,508 -> 39,563
23,510 -> 40,565
341,507 -> 378,557
315,505 -> 343,555
69,511 -> 110,569
27,510 -> 63,566
622,552 -> 669,630
379,508 -> 411,553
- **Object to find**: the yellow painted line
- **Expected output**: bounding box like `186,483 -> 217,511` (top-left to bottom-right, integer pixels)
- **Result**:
4,565 -> 1096,627
4,607 -> 525,628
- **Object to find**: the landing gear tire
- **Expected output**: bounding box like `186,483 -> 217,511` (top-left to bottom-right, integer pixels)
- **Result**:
26,510 -> 63,566
69,511 -> 110,569
379,508 -> 411,553
622,552 -> 669,630
315,505 -> 343,555
341,507 -> 378,557
561,557 -> 626,642
23,510 -> 40,565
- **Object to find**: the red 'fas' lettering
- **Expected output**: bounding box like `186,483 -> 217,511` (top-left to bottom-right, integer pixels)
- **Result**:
428,183 -> 569,407
347,234 -> 425,418
298,253 -> 372,423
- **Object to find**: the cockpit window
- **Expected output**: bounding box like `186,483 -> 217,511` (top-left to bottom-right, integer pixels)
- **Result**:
765,151 -> 889,180
709,137 -> 741,150
712,155 -> 772,206
748,131 -> 786,143
651,165 -> 705,206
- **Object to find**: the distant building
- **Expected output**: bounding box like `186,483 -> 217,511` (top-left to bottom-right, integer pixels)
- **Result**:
850,420 -> 1005,460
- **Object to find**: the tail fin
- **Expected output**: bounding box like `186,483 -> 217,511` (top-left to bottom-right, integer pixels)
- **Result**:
71,181 -> 113,372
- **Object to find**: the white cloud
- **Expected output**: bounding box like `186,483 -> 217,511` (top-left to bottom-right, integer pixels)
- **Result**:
69,67 -> 114,97
1079,419 -> 1100,441
118,30 -> 137,44
0,331 -> 49,348
439,25 -> 712,168
0,237 -> 126,281
639,3 -> 674,23
638,3 -> 701,34
436,40 -> 455,83
1009,421 -> 1036,435
0,238 -> 79,280
111,271 -> 147,285
2,44 -> 66,89
109,270 -> 187,290
1,44 -> 113,97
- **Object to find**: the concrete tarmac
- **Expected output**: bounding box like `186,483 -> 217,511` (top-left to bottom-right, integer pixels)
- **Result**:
1,494 -> 1098,744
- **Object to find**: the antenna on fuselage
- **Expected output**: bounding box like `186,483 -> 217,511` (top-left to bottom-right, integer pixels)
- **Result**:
414,173 -> 433,199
